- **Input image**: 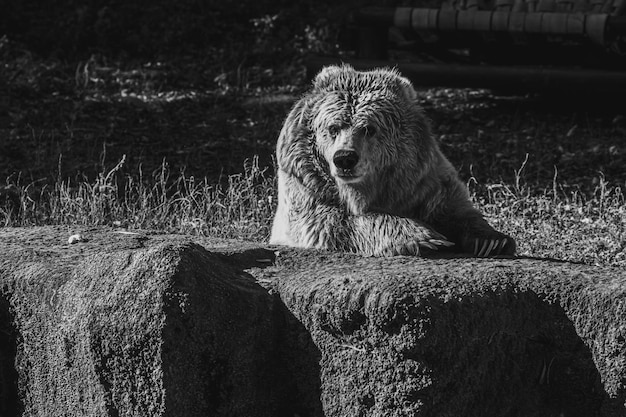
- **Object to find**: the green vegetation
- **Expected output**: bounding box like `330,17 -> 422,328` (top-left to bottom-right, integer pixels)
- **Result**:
1,2 -> 625,267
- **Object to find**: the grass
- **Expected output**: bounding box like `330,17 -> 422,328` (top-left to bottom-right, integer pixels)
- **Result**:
475,165 -> 626,267
1,152 -> 625,267
0,155 -> 276,241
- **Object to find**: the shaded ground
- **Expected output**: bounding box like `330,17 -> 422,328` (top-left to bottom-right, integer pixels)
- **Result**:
0,51 -> 293,183
427,90 -> 626,190
2,42 -> 625,194
1,0 -> 625,193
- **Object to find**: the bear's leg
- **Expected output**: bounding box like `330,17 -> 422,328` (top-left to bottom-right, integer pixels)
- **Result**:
286,194 -> 453,256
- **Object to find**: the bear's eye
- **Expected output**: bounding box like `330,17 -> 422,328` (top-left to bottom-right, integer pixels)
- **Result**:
328,125 -> 340,137
364,125 -> 376,137
357,125 -> 376,137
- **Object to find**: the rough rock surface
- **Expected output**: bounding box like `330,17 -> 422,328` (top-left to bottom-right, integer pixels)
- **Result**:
266,251 -> 626,417
0,226 -> 625,417
0,227 -> 305,417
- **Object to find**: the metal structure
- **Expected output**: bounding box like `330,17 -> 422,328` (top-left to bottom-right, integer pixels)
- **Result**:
308,0 -> 626,92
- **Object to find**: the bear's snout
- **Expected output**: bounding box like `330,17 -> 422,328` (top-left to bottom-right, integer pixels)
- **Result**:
333,150 -> 359,171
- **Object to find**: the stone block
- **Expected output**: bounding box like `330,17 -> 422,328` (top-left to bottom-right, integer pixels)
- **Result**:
1,227 -> 625,416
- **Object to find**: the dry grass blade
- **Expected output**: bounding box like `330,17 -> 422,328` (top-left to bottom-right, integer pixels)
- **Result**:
0,156 -> 276,242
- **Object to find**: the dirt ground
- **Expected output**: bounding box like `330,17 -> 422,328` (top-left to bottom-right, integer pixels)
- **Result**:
1,40 -> 625,195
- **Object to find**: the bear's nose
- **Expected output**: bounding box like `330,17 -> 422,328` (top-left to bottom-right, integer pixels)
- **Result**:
333,150 -> 359,170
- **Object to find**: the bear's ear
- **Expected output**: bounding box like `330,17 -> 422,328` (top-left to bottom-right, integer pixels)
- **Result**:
396,74 -> 418,102
312,64 -> 354,90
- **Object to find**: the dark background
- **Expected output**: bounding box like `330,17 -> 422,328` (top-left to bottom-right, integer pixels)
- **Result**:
1,0 -> 625,191
0,0 -> 357,182
1,0 -> 350,59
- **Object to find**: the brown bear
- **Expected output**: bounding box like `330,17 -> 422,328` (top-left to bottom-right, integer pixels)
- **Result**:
270,64 -> 515,257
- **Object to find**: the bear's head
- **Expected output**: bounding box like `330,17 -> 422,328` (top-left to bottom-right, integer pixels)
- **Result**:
308,65 -> 435,198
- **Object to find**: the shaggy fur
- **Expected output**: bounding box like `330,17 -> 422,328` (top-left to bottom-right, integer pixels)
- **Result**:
270,64 -> 515,257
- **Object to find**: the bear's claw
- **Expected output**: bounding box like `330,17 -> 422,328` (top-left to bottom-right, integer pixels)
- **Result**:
418,239 -> 454,251
419,241 -> 437,251
435,239 -> 455,247
473,237 -> 511,257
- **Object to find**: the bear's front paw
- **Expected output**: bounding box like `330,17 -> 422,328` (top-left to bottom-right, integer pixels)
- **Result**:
377,230 -> 454,256
464,233 -> 516,257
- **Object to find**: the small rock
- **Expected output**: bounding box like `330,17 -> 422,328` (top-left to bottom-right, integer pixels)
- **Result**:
68,234 -> 84,244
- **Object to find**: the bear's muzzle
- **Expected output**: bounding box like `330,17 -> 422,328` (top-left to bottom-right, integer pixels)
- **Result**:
333,149 -> 359,171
